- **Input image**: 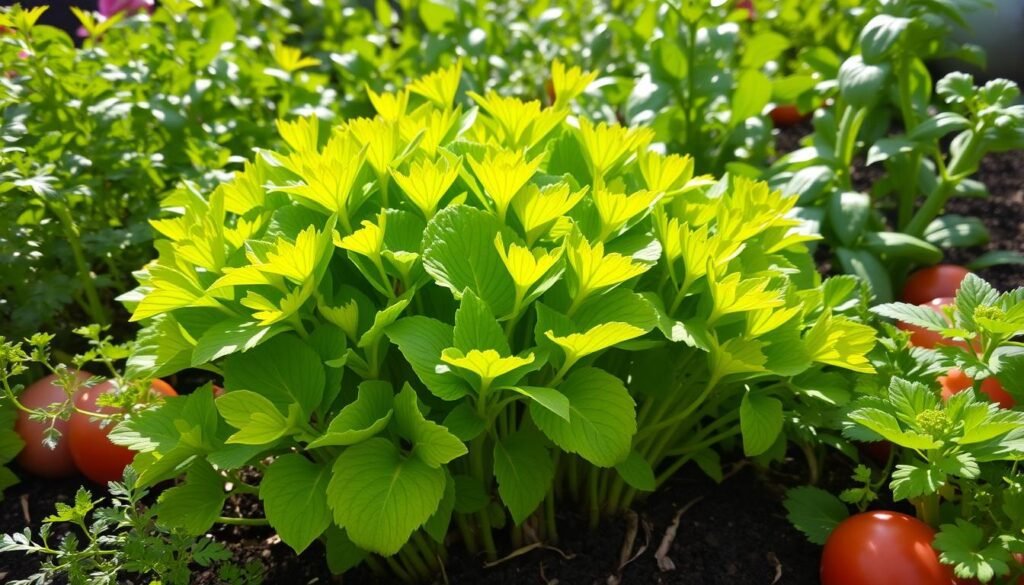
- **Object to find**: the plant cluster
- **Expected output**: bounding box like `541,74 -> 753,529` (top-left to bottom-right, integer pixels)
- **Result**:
95,61 -> 879,579
788,274 -> 1024,583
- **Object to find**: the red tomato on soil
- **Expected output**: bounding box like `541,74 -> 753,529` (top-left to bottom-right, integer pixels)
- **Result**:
903,265 -> 971,305
67,380 -> 177,485
14,372 -> 90,478
896,297 -> 977,350
769,104 -> 808,127
939,368 -> 1015,409
821,511 -> 954,585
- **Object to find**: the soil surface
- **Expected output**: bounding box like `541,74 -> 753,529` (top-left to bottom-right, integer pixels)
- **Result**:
1,457 -> 830,585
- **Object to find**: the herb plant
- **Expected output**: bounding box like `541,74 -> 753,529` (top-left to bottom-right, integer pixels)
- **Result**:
112,61 -> 876,579
0,468 -> 262,585
766,0 -> 1024,301
787,274 -> 1024,583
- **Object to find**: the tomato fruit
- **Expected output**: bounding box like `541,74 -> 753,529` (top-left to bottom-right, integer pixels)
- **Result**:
770,104 -> 808,127
896,297 -> 971,350
821,511 -> 954,585
903,265 -> 971,305
14,372 -> 90,478
67,380 -> 177,485
939,368 -> 1015,409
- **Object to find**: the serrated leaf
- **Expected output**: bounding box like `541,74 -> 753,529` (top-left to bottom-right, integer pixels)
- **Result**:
393,384 -> 467,467
327,438 -> 446,555
531,367 -> 635,467
453,289 -> 508,354
154,461 -> 225,536
308,381 -> 393,448
493,431 -> 553,525
784,486 -> 849,545
261,454 -> 331,553
387,316 -> 470,400
215,391 -> 291,445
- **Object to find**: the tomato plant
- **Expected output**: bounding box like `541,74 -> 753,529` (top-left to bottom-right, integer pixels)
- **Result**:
13,372 -> 89,478
896,297 -> 967,349
903,265 -> 972,305
68,380 -> 177,485
821,511 -> 953,585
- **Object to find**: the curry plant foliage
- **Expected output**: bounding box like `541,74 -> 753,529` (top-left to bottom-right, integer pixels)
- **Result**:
117,63 -> 875,576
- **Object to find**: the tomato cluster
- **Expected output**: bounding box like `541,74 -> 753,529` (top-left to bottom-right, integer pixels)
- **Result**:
14,372 -> 177,484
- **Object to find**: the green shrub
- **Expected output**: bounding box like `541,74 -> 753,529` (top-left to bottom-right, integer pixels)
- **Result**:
112,62 -> 876,578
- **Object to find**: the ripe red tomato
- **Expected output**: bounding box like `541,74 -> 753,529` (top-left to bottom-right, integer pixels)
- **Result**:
896,297 -> 969,349
821,511 -> 954,585
770,104 -> 808,127
67,380 -> 177,485
903,265 -> 971,305
939,368 -> 1015,409
14,372 -> 91,478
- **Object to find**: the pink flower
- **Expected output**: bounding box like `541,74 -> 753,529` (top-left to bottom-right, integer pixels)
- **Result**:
78,0 -> 154,38
98,0 -> 154,17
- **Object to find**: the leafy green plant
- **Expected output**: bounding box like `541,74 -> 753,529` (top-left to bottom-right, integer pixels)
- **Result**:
0,468 -> 263,585
111,60 -> 876,580
766,0 -> 1024,301
787,274 -> 1024,583
0,1 -> 332,341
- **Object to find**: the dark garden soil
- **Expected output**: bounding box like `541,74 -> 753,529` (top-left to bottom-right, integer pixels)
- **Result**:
1,455 -> 836,585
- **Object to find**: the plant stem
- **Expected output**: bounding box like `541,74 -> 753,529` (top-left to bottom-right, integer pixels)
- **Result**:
835,106 -> 869,190
469,435 -> 497,561
50,201 -> 108,325
215,515 -> 269,526
587,465 -> 600,530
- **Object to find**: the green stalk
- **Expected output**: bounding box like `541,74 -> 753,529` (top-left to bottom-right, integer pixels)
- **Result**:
895,54 -> 923,230
50,201 -> 108,326
455,513 -> 478,555
469,434 -> 498,561
904,128 -> 982,237
835,106 -> 869,190
544,480 -> 559,544
384,555 -> 415,584
587,465 -> 600,529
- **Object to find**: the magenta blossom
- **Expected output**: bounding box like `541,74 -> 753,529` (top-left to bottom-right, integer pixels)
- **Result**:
78,0 -> 155,37
99,0 -> 154,17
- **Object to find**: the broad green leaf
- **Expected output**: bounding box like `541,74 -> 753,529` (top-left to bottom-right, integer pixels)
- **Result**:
784,486 -> 849,545
422,205 -> 516,317
827,191 -> 870,248
493,431 -> 554,525
502,386 -> 570,421
453,289 -> 508,354
740,392 -> 784,457
393,384 -> 467,467
614,450 -> 656,492
863,232 -> 943,264
838,57 -> 890,108
442,403 -> 487,441
154,461 -> 225,536
224,334 -> 325,415
835,247 -> 893,302
858,15 -> 910,63
215,391 -> 291,445
732,70 -> 772,122
324,526 -> 367,575
847,408 -> 940,450
127,315 -> 194,379
308,381 -> 393,448
261,454 -> 331,553
387,317 -> 470,400
531,367 -> 635,467
327,438 -> 446,555
190,317 -> 285,366
423,473 -> 457,543
545,322 -> 645,364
